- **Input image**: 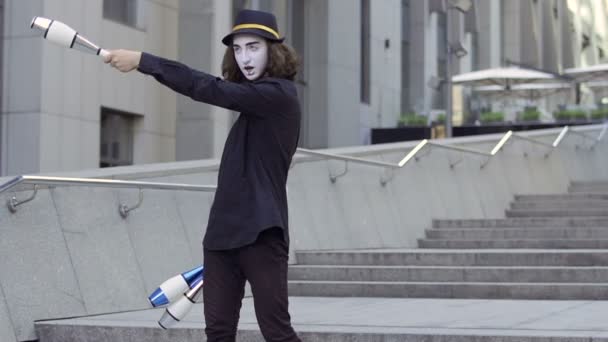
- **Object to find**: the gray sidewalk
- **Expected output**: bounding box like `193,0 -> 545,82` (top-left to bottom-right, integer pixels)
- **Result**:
36,297 -> 608,341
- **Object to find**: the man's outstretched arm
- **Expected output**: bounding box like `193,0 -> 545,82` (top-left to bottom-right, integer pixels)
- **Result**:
105,50 -> 292,116
104,49 -> 141,72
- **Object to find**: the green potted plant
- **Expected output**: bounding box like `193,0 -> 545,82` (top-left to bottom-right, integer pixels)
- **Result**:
591,108 -> 608,120
431,113 -> 446,139
398,113 -> 428,127
433,113 -> 446,125
553,109 -> 588,122
519,109 -> 541,122
479,111 -> 504,124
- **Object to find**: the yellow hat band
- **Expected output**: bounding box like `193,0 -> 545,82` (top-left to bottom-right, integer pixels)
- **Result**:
232,23 -> 280,39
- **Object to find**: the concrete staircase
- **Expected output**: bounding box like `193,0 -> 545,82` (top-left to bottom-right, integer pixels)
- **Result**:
37,181 -> 608,342
288,181 -> 608,300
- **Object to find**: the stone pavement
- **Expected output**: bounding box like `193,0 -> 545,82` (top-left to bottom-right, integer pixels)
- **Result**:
36,296 -> 608,341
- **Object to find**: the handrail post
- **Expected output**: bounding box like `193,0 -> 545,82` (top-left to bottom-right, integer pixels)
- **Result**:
480,156 -> 491,169
7,185 -> 39,213
448,156 -> 463,169
119,189 -> 144,218
379,168 -> 394,186
328,161 -> 349,183
0,176 -> 216,213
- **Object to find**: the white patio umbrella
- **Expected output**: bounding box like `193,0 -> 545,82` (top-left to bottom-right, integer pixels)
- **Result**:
474,82 -> 572,101
454,68 -> 561,122
452,67 -> 558,88
564,65 -> 608,105
564,64 -> 608,82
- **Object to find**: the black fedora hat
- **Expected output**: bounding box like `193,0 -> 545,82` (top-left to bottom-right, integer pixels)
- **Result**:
222,9 -> 285,46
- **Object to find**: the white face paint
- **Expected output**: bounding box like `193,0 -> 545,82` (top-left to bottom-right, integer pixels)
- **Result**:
233,34 -> 269,81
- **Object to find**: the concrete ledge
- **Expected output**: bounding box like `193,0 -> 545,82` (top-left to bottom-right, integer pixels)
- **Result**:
506,209 -> 608,217
515,193 -> 608,200
288,265 -> 608,283
426,227 -> 608,239
418,238 -> 608,249
433,217 -> 608,228
288,281 -> 608,299
294,250 -> 608,266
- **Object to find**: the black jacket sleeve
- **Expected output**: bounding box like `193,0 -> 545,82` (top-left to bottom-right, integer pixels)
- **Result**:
137,52 -> 292,116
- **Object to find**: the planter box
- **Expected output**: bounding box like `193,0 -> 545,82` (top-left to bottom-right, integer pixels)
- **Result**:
453,121 -> 600,137
371,126 -> 431,144
370,121 -> 603,144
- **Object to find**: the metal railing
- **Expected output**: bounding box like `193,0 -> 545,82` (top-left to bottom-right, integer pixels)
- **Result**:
0,175 -> 216,217
2,125 -> 605,213
297,141 -> 494,185
295,124 -> 607,185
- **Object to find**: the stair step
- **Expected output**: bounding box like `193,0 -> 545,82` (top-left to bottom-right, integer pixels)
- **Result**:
515,193 -> 608,200
418,238 -> 608,249
510,201 -> 608,210
288,265 -> 608,283
426,227 -> 608,239
294,250 -> 608,266
433,217 -> 608,228
571,181 -> 608,187
288,280 -> 608,299
569,186 -> 608,193
506,209 -> 608,217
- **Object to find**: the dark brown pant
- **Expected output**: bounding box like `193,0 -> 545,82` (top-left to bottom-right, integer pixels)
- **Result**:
203,227 -> 300,342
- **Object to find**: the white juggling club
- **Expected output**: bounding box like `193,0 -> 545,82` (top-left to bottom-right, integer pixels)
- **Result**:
148,265 -> 204,307
30,16 -> 109,59
158,276 -> 204,329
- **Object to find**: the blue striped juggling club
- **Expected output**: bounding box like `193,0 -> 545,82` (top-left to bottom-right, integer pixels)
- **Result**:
148,265 -> 204,307
158,275 -> 204,329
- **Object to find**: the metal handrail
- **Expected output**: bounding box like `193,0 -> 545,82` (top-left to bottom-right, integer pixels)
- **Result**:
296,124 -> 607,184
298,138 -> 496,183
511,133 -> 554,148
3,124 -> 604,206
296,148 -> 399,169
490,125 -> 602,158
552,126 -> 569,147
1,175 -> 216,216
398,139 -> 492,168
296,148 -> 400,184
568,128 -> 601,142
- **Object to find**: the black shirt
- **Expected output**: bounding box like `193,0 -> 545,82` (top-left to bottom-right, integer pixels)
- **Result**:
138,52 -> 301,250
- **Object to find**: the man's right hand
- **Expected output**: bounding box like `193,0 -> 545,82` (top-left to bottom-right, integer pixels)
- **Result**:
104,49 -> 142,73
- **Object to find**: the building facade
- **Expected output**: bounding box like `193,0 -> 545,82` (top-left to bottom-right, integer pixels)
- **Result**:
1,0 -> 607,176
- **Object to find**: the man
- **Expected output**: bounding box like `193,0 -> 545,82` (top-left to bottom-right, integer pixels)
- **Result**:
105,9 -> 301,342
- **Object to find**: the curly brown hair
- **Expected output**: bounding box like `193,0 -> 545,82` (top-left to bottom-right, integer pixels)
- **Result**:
222,41 -> 300,82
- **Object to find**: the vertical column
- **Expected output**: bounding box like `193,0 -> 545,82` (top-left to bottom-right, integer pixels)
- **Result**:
560,0 -> 574,68
327,0 -> 361,147
2,0 -> 43,176
176,0 -> 230,160
502,0 -> 522,65
304,0 -> 329,148
488,0 -> 501,67
0,0 -> 4,174
408,0 -> 430,114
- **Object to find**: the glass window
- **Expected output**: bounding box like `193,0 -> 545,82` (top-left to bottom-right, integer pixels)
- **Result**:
103,0 -> 144,29
401,0 -> 410,112
100,108 -> 136,168
361,0 -> 370,104
0,0 -> 3,174
232,0 -> 248,17
436,11 -> 446,108
233,0 -> 273,14
232,0 -> 286,34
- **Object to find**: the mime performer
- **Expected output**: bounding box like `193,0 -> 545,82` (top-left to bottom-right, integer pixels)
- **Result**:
105,9 -> 302,342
